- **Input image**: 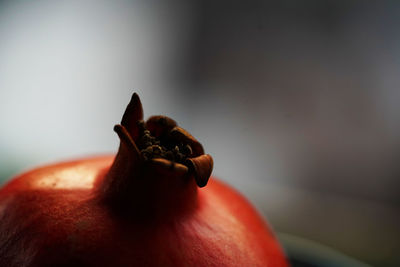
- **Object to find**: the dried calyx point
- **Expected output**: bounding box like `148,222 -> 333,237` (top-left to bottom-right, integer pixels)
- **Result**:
109,93 -> 213,188
136,120 -> 192,163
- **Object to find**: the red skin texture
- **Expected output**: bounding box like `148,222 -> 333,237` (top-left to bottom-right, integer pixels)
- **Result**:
0,156 -> 288,267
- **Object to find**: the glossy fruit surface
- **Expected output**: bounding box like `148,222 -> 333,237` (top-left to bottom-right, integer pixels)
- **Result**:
0,94 -> 288,267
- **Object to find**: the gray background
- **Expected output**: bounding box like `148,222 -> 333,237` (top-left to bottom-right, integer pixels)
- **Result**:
1,1 -> 399,266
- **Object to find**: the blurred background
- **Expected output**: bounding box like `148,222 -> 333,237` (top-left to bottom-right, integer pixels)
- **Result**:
1,0 -> 399,266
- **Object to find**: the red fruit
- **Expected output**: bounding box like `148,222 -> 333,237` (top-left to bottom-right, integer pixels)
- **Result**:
0,94 -> 288,266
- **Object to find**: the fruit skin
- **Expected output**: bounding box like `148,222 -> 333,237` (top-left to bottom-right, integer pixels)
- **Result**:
0,93 -> 287,266
0,156 -> 287,267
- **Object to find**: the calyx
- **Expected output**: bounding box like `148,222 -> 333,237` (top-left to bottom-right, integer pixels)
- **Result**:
100,93 -> 213,210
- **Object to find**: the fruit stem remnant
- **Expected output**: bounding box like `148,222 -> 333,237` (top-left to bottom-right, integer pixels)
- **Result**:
100,93 -> 213,213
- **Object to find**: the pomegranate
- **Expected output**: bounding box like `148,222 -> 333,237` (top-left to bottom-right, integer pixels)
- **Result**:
0,93 -> 288,266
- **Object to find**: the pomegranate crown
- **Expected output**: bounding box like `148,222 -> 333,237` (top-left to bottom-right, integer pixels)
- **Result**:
113,93 -> 213,188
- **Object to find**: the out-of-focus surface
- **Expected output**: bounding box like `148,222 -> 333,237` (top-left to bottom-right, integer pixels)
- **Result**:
0,1 -> 399,266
